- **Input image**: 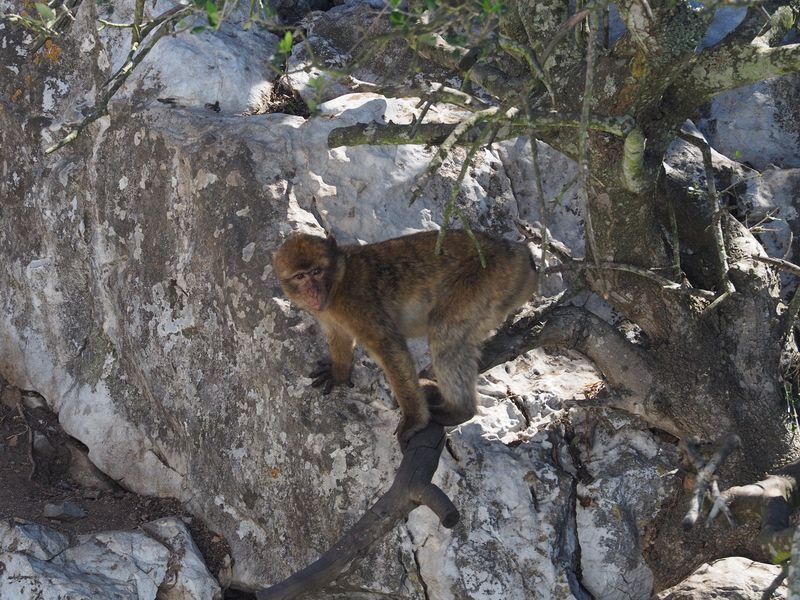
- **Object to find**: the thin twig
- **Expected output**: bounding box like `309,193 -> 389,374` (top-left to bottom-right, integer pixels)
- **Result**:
577,11 -> 600,268
435,133 -> 487,264
348,79 -> 488,111
409,106 -> 499,204
682,434 -> 741,529
752,254 -> 800,278
678,128 -> 735,295
545,260 -> 685,290
522,94 -> 549,293
15,404 -> 36,480
701,290 -> 733,316
46,4 -> 192,153
760,563 -> 787,600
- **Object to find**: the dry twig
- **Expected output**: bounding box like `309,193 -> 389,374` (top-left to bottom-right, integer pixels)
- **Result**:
15,403 -> 37,480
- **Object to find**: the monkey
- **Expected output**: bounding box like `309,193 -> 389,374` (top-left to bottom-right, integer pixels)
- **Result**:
272,229 -> 538,442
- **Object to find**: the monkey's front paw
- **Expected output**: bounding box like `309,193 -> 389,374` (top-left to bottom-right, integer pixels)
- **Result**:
309,360 -> 354,395
395,414 -> 429,443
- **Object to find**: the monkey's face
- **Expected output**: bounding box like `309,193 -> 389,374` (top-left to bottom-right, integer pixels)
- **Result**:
273,234 -> 338,313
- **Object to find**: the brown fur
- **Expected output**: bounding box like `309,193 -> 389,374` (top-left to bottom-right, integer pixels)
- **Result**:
273,229 -> 538,440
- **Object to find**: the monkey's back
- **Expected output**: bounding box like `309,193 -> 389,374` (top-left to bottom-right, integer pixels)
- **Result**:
332,230 -> 537,340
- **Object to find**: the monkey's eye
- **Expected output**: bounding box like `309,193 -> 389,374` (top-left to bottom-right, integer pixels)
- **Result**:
293,273 -> 305,281
309,267 -> 322,276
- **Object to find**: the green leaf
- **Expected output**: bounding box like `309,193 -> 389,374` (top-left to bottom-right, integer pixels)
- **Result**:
278,30 -> 293,54
426,0 -> 438,9
389,11 -> 405,27
205,0 -> 220,29
34,3 -> 56,22
772,550 -> 791,565
191,25 -> 207,34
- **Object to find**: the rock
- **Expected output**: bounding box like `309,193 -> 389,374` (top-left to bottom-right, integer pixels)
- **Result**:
655,557 -> 786,599
42,501 -> 87,522
142,517 -> 222,600
572,409 -> 681,600
32,432 -> 57,459
696,74 -> 800,170
0,520 -> 70,560
66,439 -> 118,492
21,392 -> 47,410
0,517 -> 221,600
789,526 -> 800,598
1,386 -> 22,409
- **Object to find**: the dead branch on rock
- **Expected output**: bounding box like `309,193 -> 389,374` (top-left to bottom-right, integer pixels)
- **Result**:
681,440 -> 800,564
11,403 -> 37,480
256,422 -> 457,600
677,128 -> 735,297
681,434 -> 741,530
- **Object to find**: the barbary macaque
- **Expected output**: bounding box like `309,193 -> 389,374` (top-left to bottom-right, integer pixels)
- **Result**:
273,229 -> 538,441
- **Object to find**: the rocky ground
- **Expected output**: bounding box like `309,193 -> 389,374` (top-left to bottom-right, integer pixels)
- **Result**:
0,381 -> 253,599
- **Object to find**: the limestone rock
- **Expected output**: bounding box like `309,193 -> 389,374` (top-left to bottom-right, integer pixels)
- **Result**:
42,501 -> 87,522
0,517 -> 221,600
656,557 -> 786,600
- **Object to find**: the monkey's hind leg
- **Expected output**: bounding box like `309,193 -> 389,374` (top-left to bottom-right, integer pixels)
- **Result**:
426,328 -> 479,426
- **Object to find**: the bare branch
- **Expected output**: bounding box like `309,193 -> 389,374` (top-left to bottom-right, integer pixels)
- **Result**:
578,13 -> 600,268
688,42 -> 800,104
677,128 -> 735,296
256,423 -> 456,600
46,4 -> 193,153
681,434 -> 741,530
347,79 -> 489,111
410,106 -> 499,203
327,113 -> 635,149
545,260 -> 684,290
752,254 -> 800,279
480,305 -> 669,425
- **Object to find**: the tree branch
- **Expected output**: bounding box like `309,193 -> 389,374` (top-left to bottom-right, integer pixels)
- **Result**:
327,113 -> 635,149
45,4 -> 192,153
682,434 -> 742,529
415,33 -> 528,99
704,459 -> 800,563
479,305 -> 677,428
347,79 -> 489,111
677,128 -> 735,296
545,260 -> 685,290
256,423 -> 456,600
687,42 -> 800,103
752,254 -> 800,279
